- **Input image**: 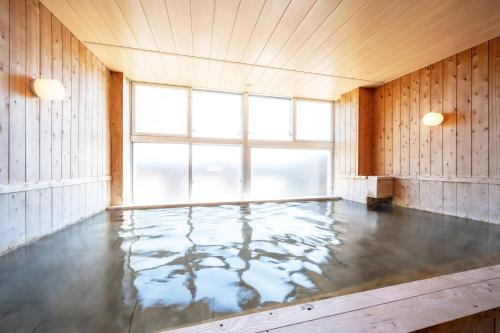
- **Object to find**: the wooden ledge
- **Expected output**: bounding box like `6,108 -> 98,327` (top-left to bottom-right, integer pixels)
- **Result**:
165,264 -> 500,333
107,196 -> 341,210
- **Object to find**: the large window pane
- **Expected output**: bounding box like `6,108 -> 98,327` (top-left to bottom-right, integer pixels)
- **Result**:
134,84 -> 188,135
295,100 -> 332,141
133,143 -> 189,204
249,95 -> 291,140
192,145 -> 242,201
192,90 -> 242,138
250,148 -> 330,198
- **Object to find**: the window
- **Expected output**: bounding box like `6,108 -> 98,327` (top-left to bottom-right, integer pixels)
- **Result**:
249,95 -> 291,140
250,148 -> 331,198
192,90 -> 242,138
295,100 -> 332,141
191,145 -> 242,201
134,84 -> 188,135
133,143 -> 189,204
131,84 -> 333,204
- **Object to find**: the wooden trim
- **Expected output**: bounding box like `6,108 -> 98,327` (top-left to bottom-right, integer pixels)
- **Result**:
107,195 -> 340,211
164,264 -> 500,333
394,175 -> 500,185
0,176 -> 111,195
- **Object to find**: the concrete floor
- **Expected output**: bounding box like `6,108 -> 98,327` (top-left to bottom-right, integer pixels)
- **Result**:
1,200 -> 500,333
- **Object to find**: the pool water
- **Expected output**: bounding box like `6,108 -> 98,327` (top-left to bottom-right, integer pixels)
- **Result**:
1,200 -> 500,332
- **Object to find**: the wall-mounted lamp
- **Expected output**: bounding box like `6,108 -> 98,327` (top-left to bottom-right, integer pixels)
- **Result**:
422,112 -> 444,126
30,79 -> 65,101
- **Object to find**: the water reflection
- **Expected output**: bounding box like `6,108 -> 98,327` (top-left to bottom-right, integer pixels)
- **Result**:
117,200 -> 500,331
119,202 -> 342,315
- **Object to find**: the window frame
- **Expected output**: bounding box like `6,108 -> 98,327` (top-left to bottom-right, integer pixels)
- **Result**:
131,82 -> 334,204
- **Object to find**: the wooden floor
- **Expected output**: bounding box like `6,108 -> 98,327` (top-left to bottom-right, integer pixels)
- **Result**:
167,265 -> 500,333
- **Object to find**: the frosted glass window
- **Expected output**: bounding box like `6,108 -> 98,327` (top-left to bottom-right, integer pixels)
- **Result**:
249,95 -> 291,140
250,148 -> 330,198
191,145 -> 242,201
133,143 -> 189,204
192,90 -> 242,138
134,84 -> 188,135
295,100 -> 332,141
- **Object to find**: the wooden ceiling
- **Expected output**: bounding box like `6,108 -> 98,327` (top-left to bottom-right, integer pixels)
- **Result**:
41,0 -> 500,100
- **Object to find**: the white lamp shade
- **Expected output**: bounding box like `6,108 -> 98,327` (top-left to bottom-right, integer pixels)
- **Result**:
422,112 -> 444,126
31,79 -> 65,101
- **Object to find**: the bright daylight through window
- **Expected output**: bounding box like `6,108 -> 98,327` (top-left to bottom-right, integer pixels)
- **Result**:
132,84 -> 333,204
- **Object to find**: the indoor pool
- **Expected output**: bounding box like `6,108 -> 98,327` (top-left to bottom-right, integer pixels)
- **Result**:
2,200 -> 500,332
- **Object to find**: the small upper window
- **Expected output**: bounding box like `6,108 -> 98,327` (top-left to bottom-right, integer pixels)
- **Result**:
134,84 -> 188,135
191,90 -> 242,139
249,95 -> 291,141
295,100 -> 332,141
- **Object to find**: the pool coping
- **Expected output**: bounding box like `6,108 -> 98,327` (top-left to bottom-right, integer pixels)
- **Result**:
107,195 -> 341,210
163,264 -> 500,332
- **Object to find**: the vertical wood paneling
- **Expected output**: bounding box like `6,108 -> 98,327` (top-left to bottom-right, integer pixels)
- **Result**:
0,195 -> 7,253
430,61 -> 443,177
39,4 -> 51,182
26,0 -> 39,183
9,0 -> 27,250
61,26 -> 71,180
78,42 -> 86,178
443,55 -> 457,177
91,55 -> 98,178
393,78 -> 401,175
456,182 -> 471,219
25,0 -> 41,243
345,92 -> 351,176
470,183 -> 489,221
471,43 -> 489,177
457,49 -> 472,177
377,87 -> 385,174
51,15 -> 62,180
10,0 -> 26,184
443,182 -> 457,217
400,75 -> 410,176
0,0 -> 8,184
70,35 -> 79,178
419,180 -> 431,211
409,70 -> 420,176
490,38 -> 500,179
0,1 -> 111,255
351,89 -> 358,175
85,49 -> 91,178
489,184 -> 500,223
430,181 -> 443,214
419,66 -> 431,176
409,180 -> 419,209
339,93 -> 345,175
384,82 -> 393,175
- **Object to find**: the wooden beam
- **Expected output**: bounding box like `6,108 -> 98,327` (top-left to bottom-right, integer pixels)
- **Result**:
109,72 -> 124,206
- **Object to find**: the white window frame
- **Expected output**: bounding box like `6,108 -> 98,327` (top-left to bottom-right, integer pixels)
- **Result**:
131,82 -> 334,204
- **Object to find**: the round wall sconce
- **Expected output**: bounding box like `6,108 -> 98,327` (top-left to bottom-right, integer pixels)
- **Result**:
422,112 -> 444,126
30,79 -> 65,101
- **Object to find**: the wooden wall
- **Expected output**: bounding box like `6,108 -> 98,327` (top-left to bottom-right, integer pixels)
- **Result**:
0,0 -> 111,255
337,88 -> 374,177
334,88 -> 374,203
360,36 -> 500,223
